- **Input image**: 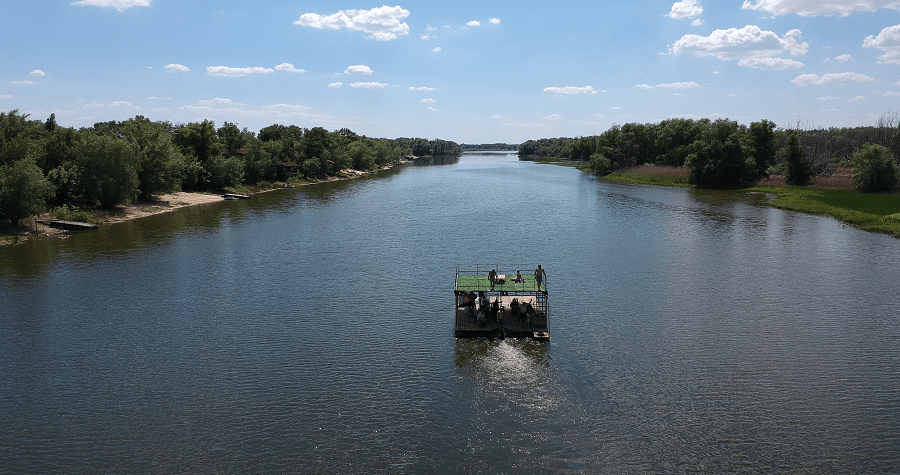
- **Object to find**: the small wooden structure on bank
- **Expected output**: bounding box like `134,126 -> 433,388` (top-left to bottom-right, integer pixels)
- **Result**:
48,219 -> 98,230
455,265 -> 550,340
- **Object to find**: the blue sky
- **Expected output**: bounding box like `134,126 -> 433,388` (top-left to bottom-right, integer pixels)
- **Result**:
2,0 -> 899,143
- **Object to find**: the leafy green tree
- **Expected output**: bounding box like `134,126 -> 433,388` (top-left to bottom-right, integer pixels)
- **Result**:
784,134 -> 814,185
0,159 -> 55,226
0,110 -> 44,167
119,116 -> 186,199
206,156 -> 245,189
47,162 -> 81,207
300,158 -> 320,179
346,140 -> 375,170
76,133 -> 140,208
746,119 -> 777,178
685,119 -> 752,188
174,120 -> 218,164
852,144 -> 898,192
374,140 -> 401,166
588,152 -> 612,175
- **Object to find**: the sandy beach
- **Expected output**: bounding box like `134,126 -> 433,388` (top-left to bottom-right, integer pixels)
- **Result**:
94,191 -> 226,224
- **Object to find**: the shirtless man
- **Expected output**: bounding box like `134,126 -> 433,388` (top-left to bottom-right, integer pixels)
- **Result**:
488,269 -> 497,290
534,265 -> 546,291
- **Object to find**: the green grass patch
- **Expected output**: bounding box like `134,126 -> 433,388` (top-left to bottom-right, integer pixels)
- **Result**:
749,186 -> 900,236
604,169 -> 691,187
456,273 -> 542,292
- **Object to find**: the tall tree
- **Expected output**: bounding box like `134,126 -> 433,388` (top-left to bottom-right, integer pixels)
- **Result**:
76,133 -> 140,208
0,159 -> 54,226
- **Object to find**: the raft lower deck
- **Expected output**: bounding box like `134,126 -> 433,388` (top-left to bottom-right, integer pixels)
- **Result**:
455,267 -> 550,339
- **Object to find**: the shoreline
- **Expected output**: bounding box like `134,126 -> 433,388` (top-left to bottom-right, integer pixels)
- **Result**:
1,164 -> 401,246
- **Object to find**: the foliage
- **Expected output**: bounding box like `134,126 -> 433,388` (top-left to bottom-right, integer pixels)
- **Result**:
75,132 -> 140,208
588,152 -> 611,176
851,144 -> 898,192
0,159 -> 54,226
783,134 -> 814,185
745,119 -> 777,177
0,108 -> 459,222
684,119 -> 754,188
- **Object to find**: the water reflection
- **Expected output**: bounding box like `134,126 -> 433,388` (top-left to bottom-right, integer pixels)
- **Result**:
455,339 -> 559,414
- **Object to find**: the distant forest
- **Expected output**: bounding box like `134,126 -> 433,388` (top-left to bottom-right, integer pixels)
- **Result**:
0,110 -> 461,226
460,143 -> 519,151
518,115 -> 900,188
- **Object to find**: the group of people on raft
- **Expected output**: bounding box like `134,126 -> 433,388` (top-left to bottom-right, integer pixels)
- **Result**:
461,291 -> 537,327
486,265 -> 546,291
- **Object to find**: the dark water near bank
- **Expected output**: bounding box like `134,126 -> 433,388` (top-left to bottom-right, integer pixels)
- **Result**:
2,152 -> 899,473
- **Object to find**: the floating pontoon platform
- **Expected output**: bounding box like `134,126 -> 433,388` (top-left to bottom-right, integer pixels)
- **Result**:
455,265 -> 550,340
48,220 -> 99,230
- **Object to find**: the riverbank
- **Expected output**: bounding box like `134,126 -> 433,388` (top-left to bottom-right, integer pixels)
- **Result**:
0,164 -> 398,246
599,165 -> 900,237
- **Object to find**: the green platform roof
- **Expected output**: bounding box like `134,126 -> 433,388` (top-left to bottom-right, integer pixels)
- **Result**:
455,273 -> 544,293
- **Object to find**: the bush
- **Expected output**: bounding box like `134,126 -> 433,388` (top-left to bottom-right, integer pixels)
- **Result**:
784,134 -> 814,185
588,152 -> 611,175
852,144 -> 898,192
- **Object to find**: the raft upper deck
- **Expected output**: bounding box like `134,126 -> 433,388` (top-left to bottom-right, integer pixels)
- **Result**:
454,266 -> 550,339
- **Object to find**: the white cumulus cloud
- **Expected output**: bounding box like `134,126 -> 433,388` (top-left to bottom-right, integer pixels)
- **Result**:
165,63 -> 190,73
467,20 -> 481,27
738,56 -> 804,69
634,81 -> 700,89
328,82 -> 343,88
835,54 -> 852,62
543,113 -> 564,120
490,18 -> 501,24
29,70 -> 46,76
111,101 -> 134,107
263,104 -> 312,113
791,72 -> 875,86
275,63 -> 306,73
671,25 -> 808,69
198,98 -> 242,106
350,82 -> 390,88
432,47 -> 442,52
71,0 -> 150,11
294,5 -> 410,41
345,65 -> 373,75
207,66 -> 274,77
543,86 -> 599,95
848,95 -> 866,102
863,24 -> 900,64
668,0 -> 703,19
741,0 -> 900,16
1,95 -> 13,100
419,98 -> 436,103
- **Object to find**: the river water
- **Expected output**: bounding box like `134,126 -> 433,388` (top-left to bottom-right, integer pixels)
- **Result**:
2,152 -> 899,473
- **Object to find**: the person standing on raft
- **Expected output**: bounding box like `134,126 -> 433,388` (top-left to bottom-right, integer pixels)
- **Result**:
534,265 -> 546,291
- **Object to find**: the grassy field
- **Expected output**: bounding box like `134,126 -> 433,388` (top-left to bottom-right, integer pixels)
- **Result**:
748,186 -> 900,236
603,166 -> 691,187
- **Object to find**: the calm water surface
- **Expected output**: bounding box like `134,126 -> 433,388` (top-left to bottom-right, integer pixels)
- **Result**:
2,152 -> 899,473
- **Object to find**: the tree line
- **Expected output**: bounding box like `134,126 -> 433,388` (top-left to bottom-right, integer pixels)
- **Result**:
0,110 -> 461,226
518,116 -> 900,190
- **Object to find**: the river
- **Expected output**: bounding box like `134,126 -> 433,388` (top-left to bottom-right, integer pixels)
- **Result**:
1,152 -> 899,473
